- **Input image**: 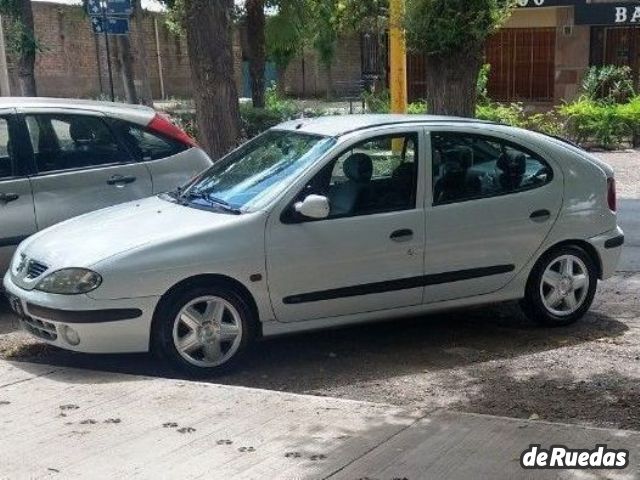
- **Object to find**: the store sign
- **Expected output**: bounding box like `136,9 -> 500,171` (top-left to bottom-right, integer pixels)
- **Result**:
574,3 -> 640,25
516,0 -> 569,7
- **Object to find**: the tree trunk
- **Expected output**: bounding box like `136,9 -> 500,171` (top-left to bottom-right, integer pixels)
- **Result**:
184,0 -> 240,159
133,0 -> 153,106
246,0 -> 265,108
115,36 -> 139,104
16,0 -> 37,96
423,51 -> 482,117
325,63 -> 333,100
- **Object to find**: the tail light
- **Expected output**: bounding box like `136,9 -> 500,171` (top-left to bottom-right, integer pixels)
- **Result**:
147,113 -> 197,148
607,177 -> 617,212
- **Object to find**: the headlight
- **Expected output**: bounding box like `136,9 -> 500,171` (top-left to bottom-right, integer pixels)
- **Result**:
35,268 -> 102,295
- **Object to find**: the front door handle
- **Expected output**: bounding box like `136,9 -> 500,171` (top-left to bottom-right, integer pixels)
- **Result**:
107,175 -> 137,186
530,209 -> 551,221
0,192 -> 19,204
390,229 -> 414,242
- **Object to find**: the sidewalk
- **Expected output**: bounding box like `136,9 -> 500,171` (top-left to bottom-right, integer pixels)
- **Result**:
0,360 -> 638,479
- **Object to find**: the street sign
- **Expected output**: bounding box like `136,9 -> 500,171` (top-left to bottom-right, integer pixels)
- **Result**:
105,0 -> 133,17
87,0 -> 132,17
91,16 -> 130,35
516,0 -> 574,7
575,3 -> 640,25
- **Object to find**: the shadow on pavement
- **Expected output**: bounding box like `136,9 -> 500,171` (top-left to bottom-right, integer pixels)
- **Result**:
0,296 -> 629,394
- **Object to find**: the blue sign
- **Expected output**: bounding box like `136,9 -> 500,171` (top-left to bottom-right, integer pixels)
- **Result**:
87,0 -> 132,17
106,0 -> 133,17
91,16 -> 130,35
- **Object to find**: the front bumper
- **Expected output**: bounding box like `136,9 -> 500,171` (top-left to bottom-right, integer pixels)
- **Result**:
3,272 -> 159,354
589,226 -> 625,279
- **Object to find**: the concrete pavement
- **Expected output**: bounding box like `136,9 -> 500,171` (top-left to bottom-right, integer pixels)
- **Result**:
0,360 -> 638,480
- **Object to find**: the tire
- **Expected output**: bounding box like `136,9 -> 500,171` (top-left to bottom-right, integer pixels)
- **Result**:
521,245 -> 598,327
152,284 -> 256,376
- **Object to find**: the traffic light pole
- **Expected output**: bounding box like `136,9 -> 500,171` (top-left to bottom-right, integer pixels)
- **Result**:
389,0 -> 407,114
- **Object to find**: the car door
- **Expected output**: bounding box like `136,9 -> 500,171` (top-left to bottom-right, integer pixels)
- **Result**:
108,118 -> 212,194
20,109 -> 153,229
266,128 -> 427,323
423,127 -> 563,303
0,110 -> 37,272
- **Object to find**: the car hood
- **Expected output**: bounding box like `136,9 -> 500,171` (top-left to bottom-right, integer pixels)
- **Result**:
18,196 -> 239,272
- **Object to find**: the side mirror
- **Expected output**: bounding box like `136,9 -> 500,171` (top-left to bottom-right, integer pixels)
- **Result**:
294,194 -> 330,220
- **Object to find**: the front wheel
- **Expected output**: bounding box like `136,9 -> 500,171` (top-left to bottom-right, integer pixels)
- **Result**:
153,285 -> 256,376
521,245 -> 598,327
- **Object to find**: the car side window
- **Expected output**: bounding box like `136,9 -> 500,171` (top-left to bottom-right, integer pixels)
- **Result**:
0,117 -> 16,179
296,133 -> 418,219
25,114 -> 129,173
111,120 -> 187,161
431,132 -> 552,206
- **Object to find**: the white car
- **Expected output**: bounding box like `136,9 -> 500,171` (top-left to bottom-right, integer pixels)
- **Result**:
0,97 -> 212,273
3,115 -> 624,375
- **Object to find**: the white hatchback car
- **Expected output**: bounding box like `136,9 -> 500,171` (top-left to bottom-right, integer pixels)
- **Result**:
0,97 -> 212,273
3,115 -> 624,375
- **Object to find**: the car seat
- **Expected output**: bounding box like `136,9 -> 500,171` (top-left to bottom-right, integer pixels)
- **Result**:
329,153 -> 373,216
497,151 -> 526,191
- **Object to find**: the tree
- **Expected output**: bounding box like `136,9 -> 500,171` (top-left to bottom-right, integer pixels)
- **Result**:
132,0 -> 153,105
181,0 -> 240,158
0,0 -> 38,96
405,0 -> 515,117
311,0 -> 341,100
114,35 -> 139,104
245,0 -> 265,107
265,1 -> 309,95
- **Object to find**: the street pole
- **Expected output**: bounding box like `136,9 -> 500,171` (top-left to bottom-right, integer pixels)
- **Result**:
102,1 -> 115,101
389,0 -> 407,114
0,15 -> 11,96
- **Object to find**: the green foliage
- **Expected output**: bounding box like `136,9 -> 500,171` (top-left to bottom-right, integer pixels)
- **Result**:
0,0 -> 40,56
363,88 -> 390,113
264,83 -> 297,117
581,65 -> 635,104
475,102 -> 525,127
476,63 -> 491,105
405,0 -> 515,56
558,97 -> 639,149
407,100 -> 428,114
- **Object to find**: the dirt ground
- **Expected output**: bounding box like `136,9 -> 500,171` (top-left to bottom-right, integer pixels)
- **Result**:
1,151 -> 639,431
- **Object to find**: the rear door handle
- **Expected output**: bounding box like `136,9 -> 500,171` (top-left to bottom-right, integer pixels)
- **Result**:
530,209 -> 551,221
107,175 -> 137,186
390,229 -> 414,242
0,193 -> 19,204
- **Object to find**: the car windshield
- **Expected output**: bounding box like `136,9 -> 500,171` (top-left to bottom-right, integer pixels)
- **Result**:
172,130 -> 335,213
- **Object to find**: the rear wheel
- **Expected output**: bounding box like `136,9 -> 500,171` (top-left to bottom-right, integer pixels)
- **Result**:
521,245 -> 598,327
153,285 -> 256,376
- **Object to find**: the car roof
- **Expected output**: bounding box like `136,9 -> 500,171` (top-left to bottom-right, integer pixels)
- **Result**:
274,114 -> 496,137
0,97 -> 156,125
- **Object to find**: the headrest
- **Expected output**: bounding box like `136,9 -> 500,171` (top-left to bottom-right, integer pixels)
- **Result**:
69,120 -> 96,143
443,146 -> 473,170
497,152 -> 526,176
343,153 -> 373,183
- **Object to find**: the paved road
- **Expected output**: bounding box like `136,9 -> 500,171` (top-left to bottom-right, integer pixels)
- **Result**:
1,361 -> 638,480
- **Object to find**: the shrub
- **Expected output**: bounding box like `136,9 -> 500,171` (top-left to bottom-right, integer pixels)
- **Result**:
581,65 -> 635,104
363,88 -> 391,113
559,97 -> 633,149
475,102 -> 526,127
476,63 -> 491,105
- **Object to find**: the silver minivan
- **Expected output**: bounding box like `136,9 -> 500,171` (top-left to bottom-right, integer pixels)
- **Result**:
0,97 -> 212,273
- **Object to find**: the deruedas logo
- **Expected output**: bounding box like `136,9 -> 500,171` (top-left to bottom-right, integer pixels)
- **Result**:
521,445 -> 629,469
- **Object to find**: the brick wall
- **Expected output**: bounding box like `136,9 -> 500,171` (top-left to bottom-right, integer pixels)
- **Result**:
282,34 -> 362,98
3,1 -> 243,100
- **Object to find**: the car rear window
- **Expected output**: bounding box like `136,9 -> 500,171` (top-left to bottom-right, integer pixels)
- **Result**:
111,120 -> 188,161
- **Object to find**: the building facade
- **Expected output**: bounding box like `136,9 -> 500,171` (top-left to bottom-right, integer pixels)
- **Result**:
404,0 -> 640,106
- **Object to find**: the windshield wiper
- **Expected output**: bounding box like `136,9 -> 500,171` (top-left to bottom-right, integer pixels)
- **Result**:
182,190 -> 242,215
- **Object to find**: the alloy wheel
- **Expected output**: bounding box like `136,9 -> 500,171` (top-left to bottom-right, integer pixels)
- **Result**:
539,254 -> 590,317
172,295 -> 243,368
